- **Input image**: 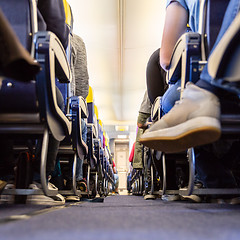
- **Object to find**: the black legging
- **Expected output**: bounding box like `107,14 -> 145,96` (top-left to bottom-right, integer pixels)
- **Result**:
146,48 -> 168,104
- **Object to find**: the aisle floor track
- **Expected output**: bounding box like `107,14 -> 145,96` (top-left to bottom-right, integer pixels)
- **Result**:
1,195 -> 240,240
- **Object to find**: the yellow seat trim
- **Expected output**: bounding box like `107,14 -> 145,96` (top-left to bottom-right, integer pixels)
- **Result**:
94,105 -> 99,119
63,0 -> 73,28
86,86 -> 94,103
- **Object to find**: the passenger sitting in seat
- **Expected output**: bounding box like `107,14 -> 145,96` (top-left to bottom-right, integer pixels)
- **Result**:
35,0 -> 70,184
140,0 -> 240,197
64,33 -> 89,192
133,91 -> 152,170
112,160 -> 119,194
72,33 -> 89,191
146,48 -> 168,104
134,48 -> 167,169
37,0 -> 69,50
127,143 -> 134,193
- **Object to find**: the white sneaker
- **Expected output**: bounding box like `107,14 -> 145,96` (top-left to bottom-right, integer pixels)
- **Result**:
27,182 -> 65,205
0,183 -> 14,203
65,195 -> 80,202
144,194 -> 156,200
182,194 -> 202,203
48,182 -> 65,203
140,83 -> 221,153
161,194 -> 181,202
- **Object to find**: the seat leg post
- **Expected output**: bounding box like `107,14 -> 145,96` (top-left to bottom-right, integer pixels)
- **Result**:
72,153 -> 78,195
87,164 -> 91,196
95,172 -> 98,196
40,128 -> 57,197
162,153 -> 167,195
40,128 -> 49,196
187,148 -> 196,196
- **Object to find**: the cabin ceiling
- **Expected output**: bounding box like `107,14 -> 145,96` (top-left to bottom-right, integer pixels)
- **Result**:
68,0 -> 166,126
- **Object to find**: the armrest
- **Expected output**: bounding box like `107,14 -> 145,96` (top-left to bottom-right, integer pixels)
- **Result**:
208,12 -> 240,81
70,96 -> 89,118
79,96 -> 89,118
167,32 -> 201,84
70,96 -> 88,159
34,31 -> 72,83
35,31 -> 71,140
151,96 -> 161,121
87,123 -> 97,139
166,33 -> 185,84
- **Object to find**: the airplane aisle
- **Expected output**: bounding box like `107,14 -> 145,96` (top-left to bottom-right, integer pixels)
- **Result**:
1,195 -> 240,240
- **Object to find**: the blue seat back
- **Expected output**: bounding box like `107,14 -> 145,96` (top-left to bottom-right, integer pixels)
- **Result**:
87,102 -> 95,123
0,0 -> 38,114
1,0 -> 32,52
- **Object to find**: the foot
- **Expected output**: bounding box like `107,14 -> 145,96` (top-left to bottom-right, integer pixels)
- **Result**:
77,179 -> 87,192
65,195 -> 80,202
144,194 -> 156,200
28,182 -> 65,205
0,180 -> 7,195
161,194 -> 181,202
140,83 -> 221,153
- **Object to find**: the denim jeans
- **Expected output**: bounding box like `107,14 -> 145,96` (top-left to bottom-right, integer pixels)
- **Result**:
76,119 -> 87,181
161,81 -> 181,114
114,173 -> 119,191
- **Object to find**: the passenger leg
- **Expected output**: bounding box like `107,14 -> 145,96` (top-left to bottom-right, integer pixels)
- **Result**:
146,48 -> 167,104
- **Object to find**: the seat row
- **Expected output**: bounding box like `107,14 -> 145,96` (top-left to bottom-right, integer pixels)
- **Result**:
130,0 -> 240,202
0,0 -> 114,203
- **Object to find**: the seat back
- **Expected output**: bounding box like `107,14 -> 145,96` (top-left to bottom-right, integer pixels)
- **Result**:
0,0 -> 33,52
98,119 -> 104,147
0,0 -> 38,117
56,0 -> 74,113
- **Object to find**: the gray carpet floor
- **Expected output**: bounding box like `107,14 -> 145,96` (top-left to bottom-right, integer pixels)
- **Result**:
1,195 -> 240,240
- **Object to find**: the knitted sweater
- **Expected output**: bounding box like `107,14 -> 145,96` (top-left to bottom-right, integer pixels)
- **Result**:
70,34 -> 89,99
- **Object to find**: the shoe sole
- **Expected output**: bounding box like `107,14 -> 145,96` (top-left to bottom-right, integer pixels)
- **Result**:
144,194 -> 156,200
140,117 -> 221,153
65,196 -> 80,202
182,195 -> 202,203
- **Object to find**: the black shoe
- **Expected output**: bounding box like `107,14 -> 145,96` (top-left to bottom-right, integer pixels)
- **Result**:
77,180 -> 87,192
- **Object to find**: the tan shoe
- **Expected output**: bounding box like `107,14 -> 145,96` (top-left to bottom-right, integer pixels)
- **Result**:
140,83 -> 221,153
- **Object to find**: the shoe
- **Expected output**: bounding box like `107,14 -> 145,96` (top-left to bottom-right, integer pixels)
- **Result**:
65,195 -> 80,202
229,197 -> 240,205
0,183 -> 14,203
0,180 -> 7,195
77,180 -> 87,192
209,196 -> 240,205
144,194 -> 156,200
27,182 -> 65,205
140,83 -> 221,153
50,176 -> 64,190
182,194 -> 202,203
161,194 -> 181,202
48,182 -> 65,202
